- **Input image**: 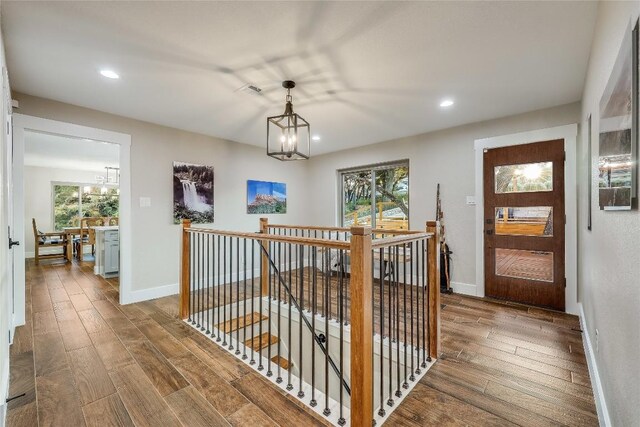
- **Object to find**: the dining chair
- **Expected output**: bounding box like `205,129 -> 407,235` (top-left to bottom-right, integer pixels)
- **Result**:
75,217 -> 105,261
32,218 -> 68,264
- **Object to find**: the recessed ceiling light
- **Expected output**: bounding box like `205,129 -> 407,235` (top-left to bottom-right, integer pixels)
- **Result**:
100,69 -> 119,79
312,135 -> 321,141
439,99 -> 454,108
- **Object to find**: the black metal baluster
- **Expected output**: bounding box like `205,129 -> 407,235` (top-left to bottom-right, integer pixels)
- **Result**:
378,247 -> 385,417
422,239 -> 428,367
426,238 -> 432,364
409,241 -> 415,381
395,244 -> 401,397
328,233 -> 332,321
242,238 -> 248,359
223,236 -> 227,346
206,234 -> 211,335
286,241 -> 293,391
415,240 -> 421,375
403,243 -> 408,389
217,235 -> 221,342
387,246 -> 393,407
189,231 -> 194,324
251,239 -> 256,365
338,249 -> 345,425
234,237 -> 240,355
201,233 -> 205,331
267,242 -> 282,383
210,234 -> 216,339
310,246 -> 317,407
323,244 -> 331,417
198,233 -> 203,329
298,244 -> 304,398
259,240 -> 268,372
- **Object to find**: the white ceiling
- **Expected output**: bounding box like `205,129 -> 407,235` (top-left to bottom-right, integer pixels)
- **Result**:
2,1 -> 597,155
24,131 -> 119,172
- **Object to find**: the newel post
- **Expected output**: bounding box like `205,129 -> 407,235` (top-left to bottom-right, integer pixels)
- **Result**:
260,218 -> 269,296
426,220 -> 441,359
180,219 -> 192,320
350,226 -> 373,427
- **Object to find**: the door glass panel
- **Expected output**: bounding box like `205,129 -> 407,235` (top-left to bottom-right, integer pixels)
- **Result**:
495,161 -> 553,193
495,207 -> 553,237
495,248 -> 553,282
342,171 -> 372,227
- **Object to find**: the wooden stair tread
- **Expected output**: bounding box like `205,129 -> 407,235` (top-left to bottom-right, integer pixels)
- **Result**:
245,333 -> 278,352
217,312 -> 267,333
271,356 -> 290,370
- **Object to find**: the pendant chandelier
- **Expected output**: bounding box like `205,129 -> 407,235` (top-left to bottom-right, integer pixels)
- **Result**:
266,80 -> 310,161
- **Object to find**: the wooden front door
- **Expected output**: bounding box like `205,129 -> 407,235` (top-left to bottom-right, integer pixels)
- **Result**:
484,139 -> 565,311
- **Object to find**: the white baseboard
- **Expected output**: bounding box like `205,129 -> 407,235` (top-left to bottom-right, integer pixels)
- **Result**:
578,303 -> 611,427
121,283 -> 179,305
450,281 -> 477,297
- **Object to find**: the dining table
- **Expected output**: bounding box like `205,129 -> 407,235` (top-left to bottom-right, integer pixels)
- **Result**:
62,226 -> 86,261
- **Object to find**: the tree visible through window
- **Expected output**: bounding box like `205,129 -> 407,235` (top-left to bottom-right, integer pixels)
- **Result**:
53,184 -> 119,230
341,163 -> 409,230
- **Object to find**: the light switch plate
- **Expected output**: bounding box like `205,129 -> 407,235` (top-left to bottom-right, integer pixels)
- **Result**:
139,197 -> 151,208
466,196 -> 476,205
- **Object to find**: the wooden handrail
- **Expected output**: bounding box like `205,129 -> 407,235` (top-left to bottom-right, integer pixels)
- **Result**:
180,219 -> 191,320
370,232 -> 433,249
268,223 -> 421,236
350,226 -> 373,427
426,220 -> 441,359
185,227 -> 351,250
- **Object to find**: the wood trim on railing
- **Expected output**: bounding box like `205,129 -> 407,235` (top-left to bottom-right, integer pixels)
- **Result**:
184,227 -> 351,250
426,220 -> 441,359
260,218 -> 269,296
349,226 -> 373,427
267,223 -> 422,236
370,232 -> 433,249
180,219 -> 191,320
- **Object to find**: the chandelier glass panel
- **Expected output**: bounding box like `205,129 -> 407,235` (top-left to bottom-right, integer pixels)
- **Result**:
266,80 -> 310,160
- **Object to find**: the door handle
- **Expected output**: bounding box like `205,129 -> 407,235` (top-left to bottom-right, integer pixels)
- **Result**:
8,238 -> 19,249
485,229 -> 493,235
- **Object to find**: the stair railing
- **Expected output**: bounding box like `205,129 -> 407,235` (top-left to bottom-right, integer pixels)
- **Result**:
180,218 -> 440,427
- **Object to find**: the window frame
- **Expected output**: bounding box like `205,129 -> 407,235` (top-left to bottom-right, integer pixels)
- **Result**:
337,160 -> 410,229
51,181 -> 119,230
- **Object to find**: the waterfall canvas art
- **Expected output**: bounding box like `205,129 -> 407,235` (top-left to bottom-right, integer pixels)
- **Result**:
247,180 -> 287,214
173,162 -> 214,223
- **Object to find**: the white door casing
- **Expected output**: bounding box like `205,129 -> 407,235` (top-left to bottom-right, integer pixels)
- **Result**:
12,114 -> 132,319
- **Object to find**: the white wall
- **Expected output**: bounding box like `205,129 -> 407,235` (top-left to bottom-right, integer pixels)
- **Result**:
23,165 -> 105,255
307,102 -> 580,293
577,2 -> 640,425
12,92 -> 309,295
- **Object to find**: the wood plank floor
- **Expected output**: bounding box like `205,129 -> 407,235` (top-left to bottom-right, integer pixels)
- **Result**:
7,260 -> 597,426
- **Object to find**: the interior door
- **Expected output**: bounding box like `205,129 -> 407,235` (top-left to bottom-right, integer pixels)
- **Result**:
484,139 -> 565,311
2,66 -> 16,340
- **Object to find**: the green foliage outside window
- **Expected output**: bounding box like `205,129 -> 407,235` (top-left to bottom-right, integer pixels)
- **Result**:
53,184 -> 119,231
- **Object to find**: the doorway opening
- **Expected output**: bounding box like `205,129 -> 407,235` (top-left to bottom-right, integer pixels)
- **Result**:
12,114 -> 131,327
24,131 -> 120,270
